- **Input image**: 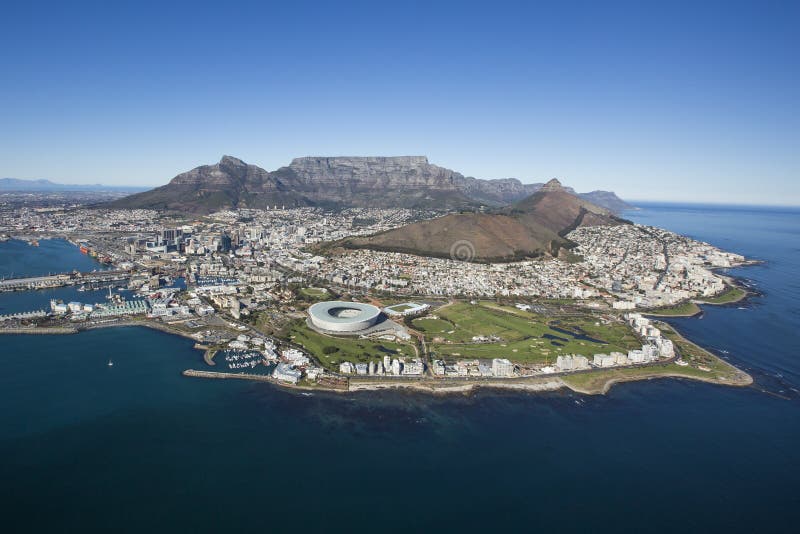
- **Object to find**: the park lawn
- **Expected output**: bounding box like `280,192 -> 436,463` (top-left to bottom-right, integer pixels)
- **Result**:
550,316 -> 641,351
386,303 -> 415,312
562,354 -> 747,393
697,286 -> 746,304
299,287 -> 328,298
430,302 -> 547,343
478,301 -> 532,317
425,302 -> 639,364
285,321 -> 413,371
645,301 -> 701,316
412,317 -> 456,334
560,363 -> 717,392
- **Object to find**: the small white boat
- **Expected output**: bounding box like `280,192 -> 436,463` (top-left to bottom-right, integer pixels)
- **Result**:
108,359 -> 114,367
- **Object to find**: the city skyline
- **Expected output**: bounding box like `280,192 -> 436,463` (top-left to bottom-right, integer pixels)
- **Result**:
1,0 -> 797,205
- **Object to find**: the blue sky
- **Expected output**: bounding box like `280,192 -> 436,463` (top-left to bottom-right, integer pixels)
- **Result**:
1,0 -> 797,204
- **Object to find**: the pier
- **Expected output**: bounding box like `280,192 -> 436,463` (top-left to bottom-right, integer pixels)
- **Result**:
0,269 -> 131,292
183,369 -> 274,382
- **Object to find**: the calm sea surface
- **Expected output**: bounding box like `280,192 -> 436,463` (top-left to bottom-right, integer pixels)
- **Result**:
0,205 -> 798,533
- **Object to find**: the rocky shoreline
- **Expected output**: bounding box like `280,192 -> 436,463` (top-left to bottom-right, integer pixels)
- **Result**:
1,317 -> 753,397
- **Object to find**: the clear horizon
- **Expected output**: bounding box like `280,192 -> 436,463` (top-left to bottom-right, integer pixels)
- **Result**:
1,0 -> 797,205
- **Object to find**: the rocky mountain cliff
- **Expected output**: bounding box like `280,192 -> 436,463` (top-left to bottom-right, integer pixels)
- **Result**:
109,155 -> 631,213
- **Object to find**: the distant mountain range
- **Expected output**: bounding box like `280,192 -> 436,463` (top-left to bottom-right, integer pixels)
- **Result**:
346,179 -> 626,262
108,156 -> 633,213
0,178 -> 148,193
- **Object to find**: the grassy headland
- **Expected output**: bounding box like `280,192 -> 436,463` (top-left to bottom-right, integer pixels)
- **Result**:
643,301 -> 702,317
697,285 -> 747,305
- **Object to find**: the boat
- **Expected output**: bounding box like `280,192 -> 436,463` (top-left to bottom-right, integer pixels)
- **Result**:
108,359 -> 114,367
77,284 -> 87,292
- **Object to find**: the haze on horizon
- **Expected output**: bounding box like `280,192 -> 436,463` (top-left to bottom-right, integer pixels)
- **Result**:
1,0 -> 797,206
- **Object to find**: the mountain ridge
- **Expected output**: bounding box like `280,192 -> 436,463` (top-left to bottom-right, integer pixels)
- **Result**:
0,177 -> 148,193
108,155 -> 632,213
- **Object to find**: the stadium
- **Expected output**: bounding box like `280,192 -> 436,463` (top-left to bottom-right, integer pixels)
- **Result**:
307,301 -> 383,333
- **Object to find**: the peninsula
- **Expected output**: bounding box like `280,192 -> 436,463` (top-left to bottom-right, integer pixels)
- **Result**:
0,156 -> 754,396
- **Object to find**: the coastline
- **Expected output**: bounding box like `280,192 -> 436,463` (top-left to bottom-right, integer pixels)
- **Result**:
0,318 -> 754,397
643,303 -> 703,318
0,318 -> 203,341
643,277 -> 753,318
181,363 -> 753,396
347,376 -> 566,395
1,259 -> 758,398
562,366 -> 753,395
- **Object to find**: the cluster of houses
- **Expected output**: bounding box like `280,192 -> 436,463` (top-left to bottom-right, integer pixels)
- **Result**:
431,357 -> 515,378
272,347 -> 327,385
339,355 -> 425,377
570,224 -> 745,308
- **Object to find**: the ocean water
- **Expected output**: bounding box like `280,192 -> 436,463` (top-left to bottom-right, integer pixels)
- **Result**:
0,205 -> 798,533
0,238 -> 184,314
0,238 -> 108,278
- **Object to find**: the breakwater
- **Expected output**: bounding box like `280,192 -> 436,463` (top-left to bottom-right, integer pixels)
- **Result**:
0,326 -> 78,335
183,369 -> 274,382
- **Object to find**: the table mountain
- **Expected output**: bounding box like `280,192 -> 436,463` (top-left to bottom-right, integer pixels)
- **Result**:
108,155 -> 631,213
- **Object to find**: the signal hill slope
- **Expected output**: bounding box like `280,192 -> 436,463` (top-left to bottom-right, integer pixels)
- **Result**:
345,179 -> 627,262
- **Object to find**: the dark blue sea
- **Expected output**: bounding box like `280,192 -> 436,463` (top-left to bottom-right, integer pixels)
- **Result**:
0,205 -> 798,533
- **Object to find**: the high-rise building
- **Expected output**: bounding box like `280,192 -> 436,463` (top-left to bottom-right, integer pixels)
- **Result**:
219,233 -> 232,252
160,228 -> 183,245
491,358 -> 515,377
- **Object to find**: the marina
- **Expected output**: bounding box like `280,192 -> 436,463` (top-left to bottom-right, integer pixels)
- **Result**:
219,350 -> 273,373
